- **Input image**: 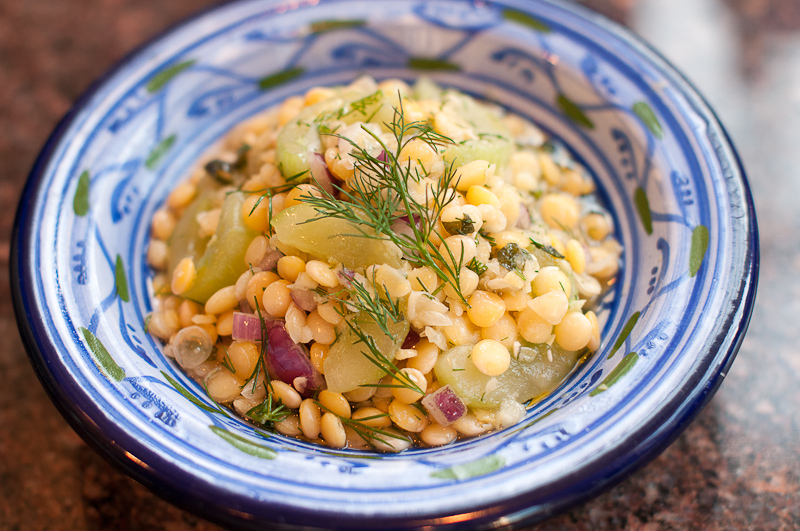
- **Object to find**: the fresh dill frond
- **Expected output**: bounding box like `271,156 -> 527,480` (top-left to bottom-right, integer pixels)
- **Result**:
247,394 -> 289,426
530,237 -> 565,259
297,103 -> 471,303
316,401 -> 407,450
251,296 -> 273,395
340,316 -> 424,396
219,345 -> 236,373
466,257 -> 488,276
478,229 -> 497,248
202,380 -> 232,419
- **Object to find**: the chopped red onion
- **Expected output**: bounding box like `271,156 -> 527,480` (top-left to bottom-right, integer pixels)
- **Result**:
422,384 -> 467,426
377,149 -> 387,163
337,267 -> 355,288
239,299 -> 253,314
258,249 -> 283,271
515,203 -> 532,229
309,152 -> 335,194
390,219 -> 415,240
401,329 -> 421,349
232,312 -> 263,342
399,213 -> 423,230
263,320 -> 324,397
290,289 -> 317,312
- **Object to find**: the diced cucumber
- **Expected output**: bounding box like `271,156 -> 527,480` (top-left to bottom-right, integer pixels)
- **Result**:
181,192 -> 260,303
276,97 -> 346,182
166,177 -> 220,274
277,83 -> 401,182
434,343 -> 580,408
338,90 -> 400,131
444,137 -> 513,169
323,313 -> 410,393
412,77 -> 444,101
440,89 -> 514,168
271,203 -> 402,269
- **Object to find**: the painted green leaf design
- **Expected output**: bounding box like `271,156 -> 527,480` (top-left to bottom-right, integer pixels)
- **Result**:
608,311 -> 640,359
258,67 -> 305,91
80,327 -> 125,382
310,19 -> 365,33
557,94 -> 594,129
633,101 -> 663,140
147,60 -> 195,93
431,455 -> 505,480
161,371 -> 220,414
590,352 -> 639,396
145,134 -> 176,170
689,225 -> 709,277
634,187 -> 653,235
114,255 -> 129,302
503,9 -> 551,32
407,57 -> 461,71
209,425 -> 277,459
73,171 -> 90,217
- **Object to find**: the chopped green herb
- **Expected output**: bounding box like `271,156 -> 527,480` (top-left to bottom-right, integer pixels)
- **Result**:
466,257 -> 488,276
530,237 -> 565,259
247,394 -> 289,426
442,214 -> 475,235
496,242 -> 530,271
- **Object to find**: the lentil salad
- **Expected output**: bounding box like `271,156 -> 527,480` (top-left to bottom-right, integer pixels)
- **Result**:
146,76 -> 621,451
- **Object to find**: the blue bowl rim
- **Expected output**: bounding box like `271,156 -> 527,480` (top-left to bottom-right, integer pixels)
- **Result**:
11,0 -> 759,528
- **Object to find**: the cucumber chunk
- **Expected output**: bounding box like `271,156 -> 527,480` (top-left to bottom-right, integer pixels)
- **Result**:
440,90 -> 514,168
434,343 -> 580,408
181,192 -> 259,303
271,203 -> 403,269
276,97 -> 347,182
323,313 -> 410,393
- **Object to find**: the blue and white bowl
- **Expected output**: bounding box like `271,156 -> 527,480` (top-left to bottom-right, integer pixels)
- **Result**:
12,0 -> 758,528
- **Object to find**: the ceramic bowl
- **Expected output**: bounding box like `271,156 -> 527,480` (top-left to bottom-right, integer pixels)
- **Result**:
12,0 -> 758,529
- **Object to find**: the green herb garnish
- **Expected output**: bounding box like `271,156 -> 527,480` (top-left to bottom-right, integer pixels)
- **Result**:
530,237 -> 565,259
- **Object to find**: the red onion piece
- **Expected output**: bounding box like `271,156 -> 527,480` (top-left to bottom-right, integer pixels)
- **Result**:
239,300 -> 253,314
377,150 -> 387,163
232,312 -> 263,341
399,213 -> 422,230
309,152 -> 335,194
258,249 -> 283,271
263,320 -> 324,397
422,384 -> 467,426
337,267 -> 355,288
390,219 -> 415,240
515,203 -> 531,229
401,329 -> 421,349
290,289 -> 317,312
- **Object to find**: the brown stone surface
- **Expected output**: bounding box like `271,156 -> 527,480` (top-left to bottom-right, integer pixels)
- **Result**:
1,0 -> 797,530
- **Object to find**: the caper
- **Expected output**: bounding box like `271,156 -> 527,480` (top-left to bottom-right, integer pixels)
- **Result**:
442,214 -> 475,236
497,243 -> 530,271
205,159 -> 234,184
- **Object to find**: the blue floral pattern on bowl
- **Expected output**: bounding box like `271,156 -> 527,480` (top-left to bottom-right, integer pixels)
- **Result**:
12,0 -> 758,528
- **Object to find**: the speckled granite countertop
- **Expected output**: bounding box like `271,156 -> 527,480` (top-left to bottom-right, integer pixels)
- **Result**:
1,0 -> 797,529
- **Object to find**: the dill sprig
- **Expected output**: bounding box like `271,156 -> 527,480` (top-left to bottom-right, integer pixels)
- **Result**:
297,103 -> 470,303
219,345 -> 236,373
340,315 -> 424,396
327,270 -> 403,339
316,401 -> 408,450
250,296 -> 272,395
202,380 -> 231,419
246,393 -> 289,427
530,237 -> 565,259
